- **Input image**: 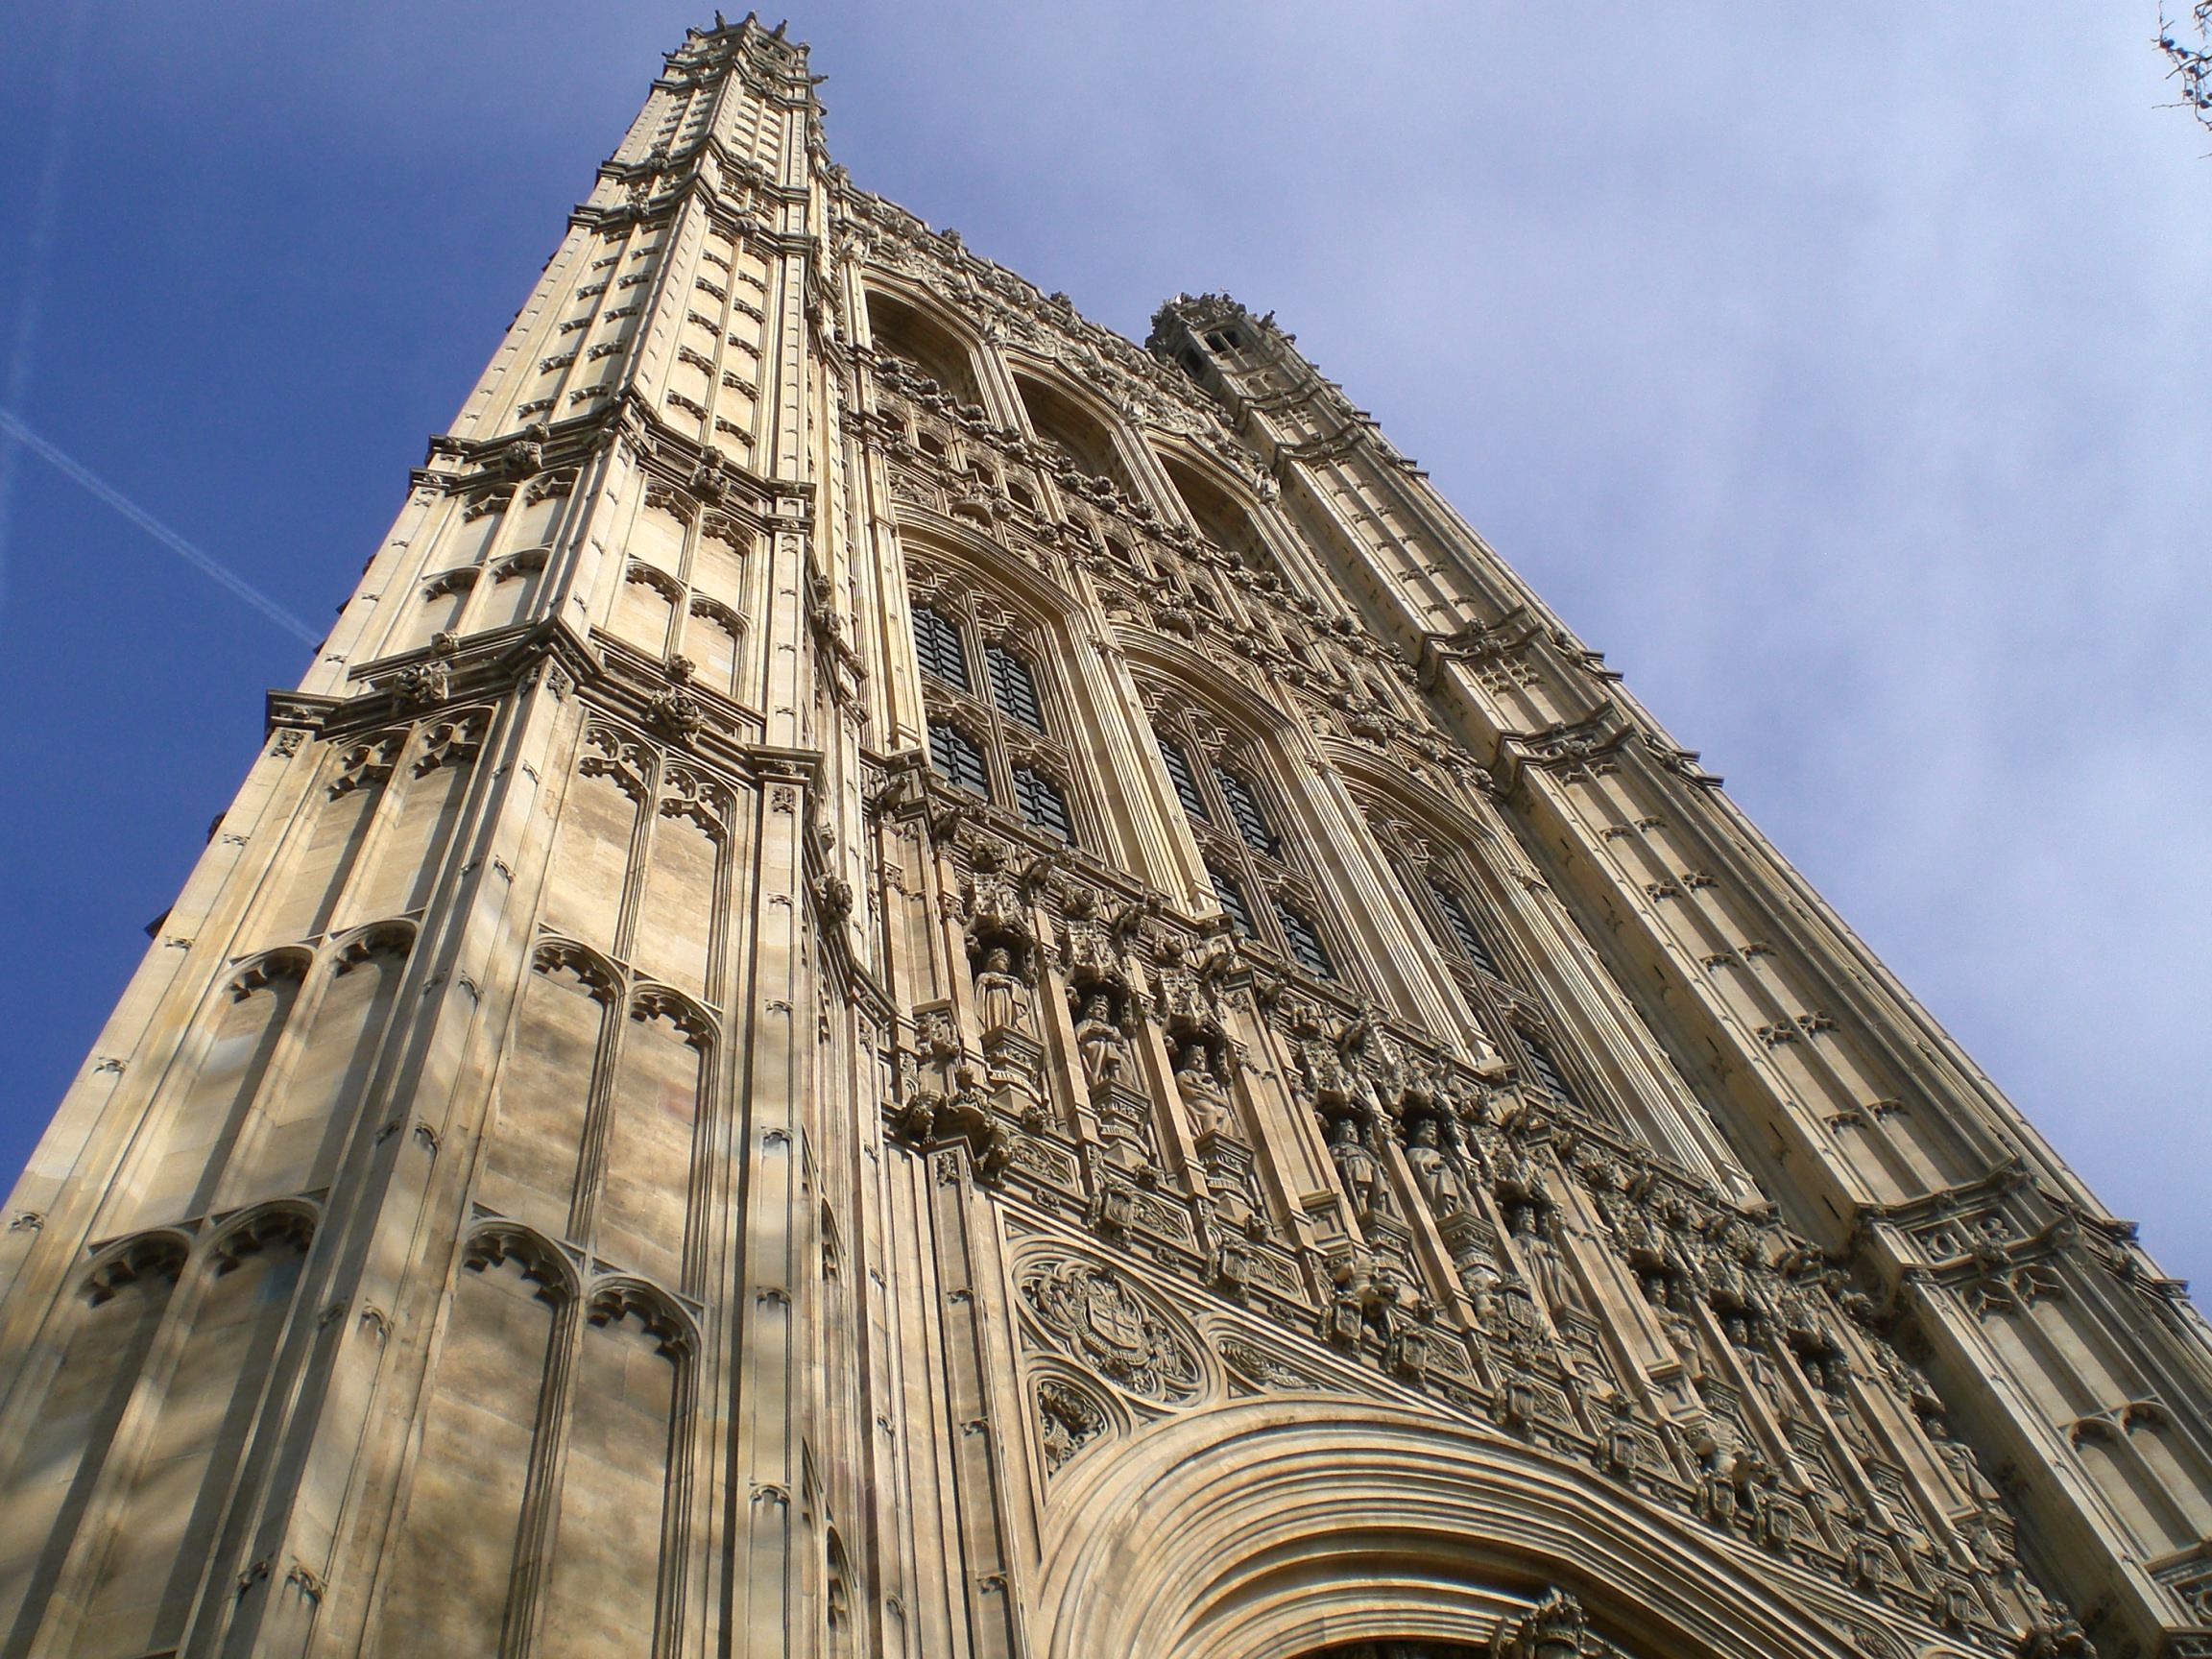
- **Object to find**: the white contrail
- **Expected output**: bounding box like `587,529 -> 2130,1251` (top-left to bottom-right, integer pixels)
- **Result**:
0,407 -> 323,647
0,0 -> 93,624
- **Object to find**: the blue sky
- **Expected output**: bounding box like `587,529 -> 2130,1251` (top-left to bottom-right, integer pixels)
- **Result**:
1,4 -> 2205,1284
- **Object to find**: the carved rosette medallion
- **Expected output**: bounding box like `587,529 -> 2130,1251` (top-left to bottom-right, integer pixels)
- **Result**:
1018,1256 -> 1204,1405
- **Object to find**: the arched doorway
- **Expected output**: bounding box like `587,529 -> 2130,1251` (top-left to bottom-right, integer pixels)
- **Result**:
1030,1399 -> 1862,1659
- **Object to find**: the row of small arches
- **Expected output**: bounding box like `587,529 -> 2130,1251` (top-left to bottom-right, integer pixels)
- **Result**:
0,1202 -> 322,1655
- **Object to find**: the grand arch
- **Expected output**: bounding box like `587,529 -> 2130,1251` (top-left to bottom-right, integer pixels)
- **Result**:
1029,1399 -> 1967,1659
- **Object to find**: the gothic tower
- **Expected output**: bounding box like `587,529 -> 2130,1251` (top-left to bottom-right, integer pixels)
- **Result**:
2,16 -> 2207,1658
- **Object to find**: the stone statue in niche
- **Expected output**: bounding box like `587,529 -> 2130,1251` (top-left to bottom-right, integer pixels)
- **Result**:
974,944 -> 1028,1035
1400,1115 -> 1470,1216
1070,992 -> 1131,1093
1656,1283 -> 1710,1386
1326,1113 -> 1395,1226
1507,1199 -> 1576,1316
1173,1035 -> 1234,1141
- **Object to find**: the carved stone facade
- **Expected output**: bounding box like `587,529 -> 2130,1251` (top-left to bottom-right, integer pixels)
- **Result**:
0,16 -> 2204,1659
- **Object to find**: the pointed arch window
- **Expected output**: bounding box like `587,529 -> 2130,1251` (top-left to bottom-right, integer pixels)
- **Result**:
1517,1031 -> 1581,1112
913,603 -> 970,691
1277,902 -> 1334,979
911,578 -> 1087,849
1429,878 -> 1502,978
1209,866 -> 1257,940
986,642 -> 1044,731
1158,739 -> 1210,822
928,722 -> 990,799
1150,698 -> 1348,985
1013,767 -> 1072,842
1215,768 -> 1279,857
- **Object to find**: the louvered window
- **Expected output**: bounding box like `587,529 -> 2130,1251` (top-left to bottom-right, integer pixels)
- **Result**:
1216,769 -> 1278,857
1519,1033 -> 1580,1109
1014,767 -> 1072,842
927,722 -> 990,798
986,643 -> 1044,731
1277,902 -> 1334,978
1159,740 -> 1209,822
1210,867 -> 1257,939
913,604 -> 969,691
1431,878 -> 1502,977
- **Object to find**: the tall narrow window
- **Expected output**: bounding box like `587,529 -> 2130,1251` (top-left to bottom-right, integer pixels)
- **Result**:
928,722 -> 990,798
1152,698 -> 1355,989
1013,767 -> 1071,842
1209,866 -> 1256,940
913,604 -> 969,691
1159,739 -> 1209,822
986,643 -> 1044,731
1430,878 -> 1502,978
1215,769 -> 1278,857
1277,902 -> 1334,978
1519,1032 -> 1580,1111
911,584 -> 1086,847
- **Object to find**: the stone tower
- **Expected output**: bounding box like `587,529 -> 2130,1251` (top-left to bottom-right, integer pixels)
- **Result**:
2,15 -> 2206,1658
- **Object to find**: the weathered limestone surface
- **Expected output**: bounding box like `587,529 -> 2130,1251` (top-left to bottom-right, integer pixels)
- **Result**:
1,16 -> 2206,1658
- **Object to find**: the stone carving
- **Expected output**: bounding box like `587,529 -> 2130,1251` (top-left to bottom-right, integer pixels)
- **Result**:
646,685 -> 708,743
1215,1334 -> 1323,1392
1035,1378 -> 1109,1472
1070,991 -> 1131,1093
1172,1033 -> 1235,1140
1019,1257 -> 1203,1404
1489,1586 -> 1614,1658
974,944 -> 1028,1036
1402,1114 -> 1470,1215
385,655 -> 452,709
12,32 -> 2192,1659
1327,1112 -> 1396,1227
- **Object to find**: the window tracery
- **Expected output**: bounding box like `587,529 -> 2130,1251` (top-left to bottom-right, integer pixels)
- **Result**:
1147,693 -> 1344,983
908,565 -> 1084,847
928,721 -> 990,798
1362,802 -> 1622,1129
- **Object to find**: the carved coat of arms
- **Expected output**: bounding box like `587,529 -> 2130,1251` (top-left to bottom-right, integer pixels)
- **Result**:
1019,1259 -> 1202,1404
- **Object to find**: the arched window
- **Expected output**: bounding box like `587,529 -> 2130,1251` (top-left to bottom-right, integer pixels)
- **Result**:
1277,902 -> 1334,979
1014,767 -> 1072,841
913,603 -> 970,691
1428,877 -> 1502,978
1216,768 -> 1279,857
1012,372 -> 1137,495
986,641 -> 1044,731
1208,865 -> 1257,940
864,289 -> 984,408
1158,738 -> 1209,821
1151,698 -> 1345,984
928,722 -> 990,798
1517,1030 -> 1582,1112
909,575 -> 1086,850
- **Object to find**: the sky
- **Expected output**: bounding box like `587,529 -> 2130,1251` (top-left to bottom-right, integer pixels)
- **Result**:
0,5 -> 2204,1285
